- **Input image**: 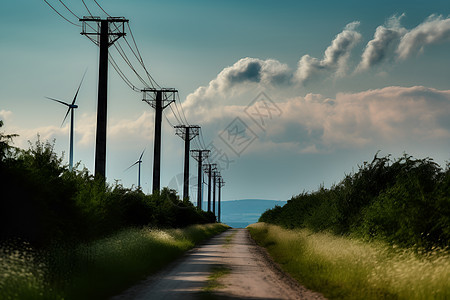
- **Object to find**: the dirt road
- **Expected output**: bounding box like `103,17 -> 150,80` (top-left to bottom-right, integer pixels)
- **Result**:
112,228 -> 325,299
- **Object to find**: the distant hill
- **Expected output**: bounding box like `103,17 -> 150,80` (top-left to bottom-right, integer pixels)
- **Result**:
212,199 -> 287,228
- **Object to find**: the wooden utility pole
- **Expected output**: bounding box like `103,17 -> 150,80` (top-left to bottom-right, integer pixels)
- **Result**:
212,170 -> 218,216
175,125 -> 199,200
80,17 -> 128,179
218,177 -> 225,223
203,163 -> 216,212
191,149 -> 210,209
142,89 -> 177,193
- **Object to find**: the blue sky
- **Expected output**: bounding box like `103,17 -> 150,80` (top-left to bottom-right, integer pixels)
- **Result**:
1,1 -> 450,201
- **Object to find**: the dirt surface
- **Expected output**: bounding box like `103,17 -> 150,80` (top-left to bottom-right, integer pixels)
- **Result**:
112,228 -> 325,300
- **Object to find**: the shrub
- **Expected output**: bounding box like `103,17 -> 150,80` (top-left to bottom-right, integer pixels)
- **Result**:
0,126 -> 218,246
260,154 -> 450,248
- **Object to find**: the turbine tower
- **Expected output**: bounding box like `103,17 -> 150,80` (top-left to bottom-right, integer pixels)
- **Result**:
125,149 -> 145,189
46,72 -> 86,171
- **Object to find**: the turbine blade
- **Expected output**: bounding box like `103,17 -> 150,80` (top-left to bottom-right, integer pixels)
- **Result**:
46,97 -> 70,107
61,107 -> 71,126
124,161 -> 139,172
72,69 -> 87,105
139,148 -> 145,160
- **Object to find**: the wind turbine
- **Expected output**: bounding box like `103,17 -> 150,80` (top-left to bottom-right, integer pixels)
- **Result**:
46,71 -> 86,171
125,149 -> 145,189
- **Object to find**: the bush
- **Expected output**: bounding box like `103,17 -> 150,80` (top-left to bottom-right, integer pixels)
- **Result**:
260,154 -> 450,249
0,123 -> 217,246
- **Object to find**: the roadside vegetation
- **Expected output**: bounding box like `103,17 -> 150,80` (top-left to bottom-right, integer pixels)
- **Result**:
0,120 -> 216,245
260,153 -> 450,249
1,223 -> 229,299
0,120 -> 227,299
249,223 -> 449,299
255,152 -> 449,299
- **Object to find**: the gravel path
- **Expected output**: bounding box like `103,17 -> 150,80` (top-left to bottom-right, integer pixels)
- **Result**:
112,228 -> 325,300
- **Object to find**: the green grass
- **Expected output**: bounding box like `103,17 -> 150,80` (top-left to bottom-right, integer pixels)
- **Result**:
0,241 -> 62,300
203,265 -> 231,292
198,264 -> 231,300
248,222 -> 450,300
223,230 -> 237,248
0,223 -> 229,300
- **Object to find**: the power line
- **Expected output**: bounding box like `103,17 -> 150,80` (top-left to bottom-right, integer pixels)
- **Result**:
198,127 -> 208,149
176,92 -> 190,125
125,23 -> 160,89
121,37 -> 155,88
58,0 -> 79,19
111,22 -> 160,89
43,0 -> 80,27
81,0 -> 93,17
109,21 -> 158,90
112,41 -> 152,88
174,101 -> 188,125
163,110 -> 175,128
77,1 -> 165,98
108,22 -> 161,91
70,0 -> 155,92
191,135 -> 201,150
92,0 -> 111,17
109,54 -> 141,92
48,0 -> 98,34
44,0 -> 204,157
168,104 -> 184,125
171,99 -> 187,125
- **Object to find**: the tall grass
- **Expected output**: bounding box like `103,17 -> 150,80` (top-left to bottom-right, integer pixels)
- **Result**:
260,154 -> 450,249
0,240 -> 61,300
0,223 -> 229,300
248,223 -> 450,300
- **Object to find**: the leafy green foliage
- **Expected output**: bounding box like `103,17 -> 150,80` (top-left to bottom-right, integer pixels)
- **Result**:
0,120 -> 18,162
0,123 -> 215,246
260,154 -> 450,249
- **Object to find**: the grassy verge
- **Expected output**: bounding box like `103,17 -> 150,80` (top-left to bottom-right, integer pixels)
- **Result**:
0,223 -> 229,300
248,222 -> 450,300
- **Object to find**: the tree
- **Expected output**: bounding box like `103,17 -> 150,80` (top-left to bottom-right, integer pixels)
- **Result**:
0,120 -> 18,162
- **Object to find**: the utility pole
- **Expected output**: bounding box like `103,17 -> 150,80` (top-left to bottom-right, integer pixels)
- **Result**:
191,149 -> 210,209
203,163 -> 216,212
218,177 -> 225,223
212,169 -> 219,216
80,17 -> 128,179
175,125 -> 199,200
69,107 -> 75,171
142,89 -> 177,193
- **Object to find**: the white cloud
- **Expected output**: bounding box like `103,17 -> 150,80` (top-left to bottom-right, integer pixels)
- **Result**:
295,86 -> 450,149
11,125 -> 67,149
108,111 -> 154,148
184,57 -> 291,112
183,22 -> 362,119
184,86 -> 450,154
357,14 -> 407,72
76,113 -> 96,148
183,14 -> 450,117
5,109 -> 156,152
0,110 -> 13,122
397,15 -> 450,60
295,22 -> 362,83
